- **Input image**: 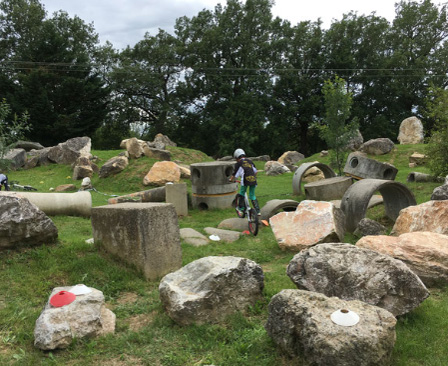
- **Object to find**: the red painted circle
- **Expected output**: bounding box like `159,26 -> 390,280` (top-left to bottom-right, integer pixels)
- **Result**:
50,291 -> 76,307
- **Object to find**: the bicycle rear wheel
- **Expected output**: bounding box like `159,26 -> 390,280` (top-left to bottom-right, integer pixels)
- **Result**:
248,208 -> 259,236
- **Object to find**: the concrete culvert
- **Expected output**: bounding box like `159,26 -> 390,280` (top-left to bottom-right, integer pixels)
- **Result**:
260,199 -> 299,221
341,179 -> 416,233
407,172 -> 444,183
292,162 -> 337,195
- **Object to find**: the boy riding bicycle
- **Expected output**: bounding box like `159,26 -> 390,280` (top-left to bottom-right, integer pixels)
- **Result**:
0,173 -> 10,191
228,148 -> 261,215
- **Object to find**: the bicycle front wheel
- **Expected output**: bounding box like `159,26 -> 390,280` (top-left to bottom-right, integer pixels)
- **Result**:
248,208 -> 259,236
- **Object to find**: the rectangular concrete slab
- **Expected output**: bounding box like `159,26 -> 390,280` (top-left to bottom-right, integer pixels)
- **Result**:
91,203 -> 182,280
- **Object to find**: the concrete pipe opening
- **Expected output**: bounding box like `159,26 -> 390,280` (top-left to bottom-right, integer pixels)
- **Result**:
292,162 -> 337,196
198,202 -> 209,210
225,166 -> 234,178
260,199 -> 299,221
350,157 -> 359,168
341,179 -> 416,233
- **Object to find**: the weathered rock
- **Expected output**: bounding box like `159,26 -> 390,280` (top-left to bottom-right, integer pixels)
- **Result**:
99,155 -> 129,178
409,152 -> 426,165
431,184 -> 448,200
359,138 -> 395,155
153,133 -> 177,147
14,140 -> 44,151
249,155 -> 270,161
4,148 -> 26,169
302,166 -> 325,183
126,137 -> 144,159
54,184 -> 77,192
72,165 -> 94,180
80,177 -> 92,190
143,161 -> 181,186
391,200 -> 448,236
265,289 -> 396,366
398,116 -> 424,144
277,151 -> 305,166
204,227 -> 241,242
270,200 -> 345,252
354,218 -> 387,237
34,286 -> 115,350
218,217 -> 248,232
346,129 -> 364,151
159,256 -> 264,325
177,164 -> 191,179
180,228 -> 210,246
320,150 -> 329,157
23,155 -> 40,170
287,243 -> 429,316
0,193 -> 58,249
47,137 -> 92,165
142,145 -> 171,161
27,147 -> 53,167
357,231 -> 448,287
120,138 -> 145,150
264,161 -> 290,176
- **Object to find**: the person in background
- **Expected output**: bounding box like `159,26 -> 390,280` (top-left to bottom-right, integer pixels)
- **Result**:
0,173 -> 10,191
228,148 -> 260,215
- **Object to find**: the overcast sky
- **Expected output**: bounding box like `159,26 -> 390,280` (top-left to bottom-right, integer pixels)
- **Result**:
39,0 -> 398,50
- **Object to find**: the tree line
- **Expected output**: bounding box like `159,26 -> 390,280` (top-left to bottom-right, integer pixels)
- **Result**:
1,0 -> 447,159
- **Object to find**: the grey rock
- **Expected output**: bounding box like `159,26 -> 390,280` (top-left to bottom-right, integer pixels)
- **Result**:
249,155 -> 270,162
0,193 -> 58,249
4,148 -> 26,169
277,151 -> 304,166
180,228 -> 210,246
48,137 -> 92,165
99,155 -> 129,178
354,218 -> 387,236
346,129 -> 364,151
218,218 -> 249,232
126,137 -> 144,159
264,161 -> 290,176
204,227 -> 241,242
159,256 -> 264,325
359,138 -> 395,155
34,286 -> 115,350
287,243 -> 429,316
14,140 -> 44,151
143,145 -> 171,161
398,116 -> 424,144
27,147 -> 53,167
431,184 -> 448,200
265,289 -> 396,366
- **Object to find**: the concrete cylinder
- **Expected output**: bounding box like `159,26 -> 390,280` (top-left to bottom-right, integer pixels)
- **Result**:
407,172 -> 444,183
304,176 -> 353,201
108,187 -> 166,204
14,191 -> 92,217
292,162 -> 337,195
190,162 -> 238,209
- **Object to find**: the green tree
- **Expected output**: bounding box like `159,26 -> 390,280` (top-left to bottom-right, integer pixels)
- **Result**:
319,76 -> 358,174
0,99 -> 29,171
424,87 -> 448,177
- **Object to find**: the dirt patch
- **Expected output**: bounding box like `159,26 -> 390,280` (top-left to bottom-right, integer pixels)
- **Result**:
116,292 -> 139,306
127,311 -> 157,332
89,355 -> 146,366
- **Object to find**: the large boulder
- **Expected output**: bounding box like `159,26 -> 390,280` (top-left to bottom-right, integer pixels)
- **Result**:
98,155 -> 129,178
357,231 -> 448,287
47,137 -> 92,165
14,140 -> 44,151
287,243 -> 429,316
143,161 -> 181,186
354,218 -> 387,237
270,200 -> 345,252
0,193 -> 58,249
265,289 -> 397,366
4,148 -> 26,169
264,161 -> 290,176
25,147 -> 53,168
125,137 -> 144,159
346,129 -> 364,151
34,286 -> 115,350
431,184 -> 448,200
359,138 -> 395,155
391,200 -> 448,236
150,133 -> 177,149
277,151 -> 304,167
142,145 -> 171,161
398,116 -> 424,144
159,256 -> 264,325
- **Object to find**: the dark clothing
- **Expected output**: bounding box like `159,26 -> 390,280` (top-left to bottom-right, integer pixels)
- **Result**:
232,158 -> 257,186
0,174 -> 9,191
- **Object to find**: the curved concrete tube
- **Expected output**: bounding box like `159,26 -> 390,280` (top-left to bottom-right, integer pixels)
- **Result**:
304,176 -> 353,201
407,172 -> 444,183
260,199 -> 299,221
341,179 -> 416,232
292,162 -> 337,195
15,191 -> 92,217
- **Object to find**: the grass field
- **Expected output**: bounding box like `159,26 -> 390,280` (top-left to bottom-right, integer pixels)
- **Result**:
1,144 -> 447,365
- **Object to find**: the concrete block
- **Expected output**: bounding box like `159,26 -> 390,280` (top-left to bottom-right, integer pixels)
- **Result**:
344,152 -> 398,180
166,183 -> 188,216
91,203 -> 182,280
304,176 -> 352,201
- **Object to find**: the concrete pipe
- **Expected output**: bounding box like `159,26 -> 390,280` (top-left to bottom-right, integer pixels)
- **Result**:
190,162 -> 238,209
292,162 -> 337,195
108,187 -> 166,204
340,179 -> 416,233
12,191 -> 92,217
407,172 -> 444,183
259,199 -> 299,221
304,176 -> 353,201
344,152 -> 398,180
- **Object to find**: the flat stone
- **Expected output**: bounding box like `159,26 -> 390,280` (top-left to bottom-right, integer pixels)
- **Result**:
204,227 -> 241,242
180,228 -> 210,246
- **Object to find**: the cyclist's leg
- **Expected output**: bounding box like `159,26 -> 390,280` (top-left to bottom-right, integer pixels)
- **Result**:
248,186 -> 260,215
238,185 -> 248,211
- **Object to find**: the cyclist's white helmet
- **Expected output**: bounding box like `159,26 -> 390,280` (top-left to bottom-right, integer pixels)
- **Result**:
233,148 -> 245,159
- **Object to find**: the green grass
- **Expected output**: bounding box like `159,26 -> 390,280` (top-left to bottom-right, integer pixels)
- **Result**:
0,144 -> 446,365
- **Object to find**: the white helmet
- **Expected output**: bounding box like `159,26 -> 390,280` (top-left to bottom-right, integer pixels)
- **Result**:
233,148 -> 245,159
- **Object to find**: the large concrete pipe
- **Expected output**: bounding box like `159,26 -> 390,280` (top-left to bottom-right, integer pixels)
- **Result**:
344,152 -> 398,180
10,191 -> 92,217
292,162 -> 337,195
190,162 -> 238,209
304,176 -> 353,201
259,199 -> 299,221
407,172 -> 444,183
108,187 -> 166,204
340,179 -> 416,232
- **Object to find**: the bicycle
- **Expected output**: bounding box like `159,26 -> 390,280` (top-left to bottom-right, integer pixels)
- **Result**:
233,181 -> 259,236
9,180 -> 38,191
